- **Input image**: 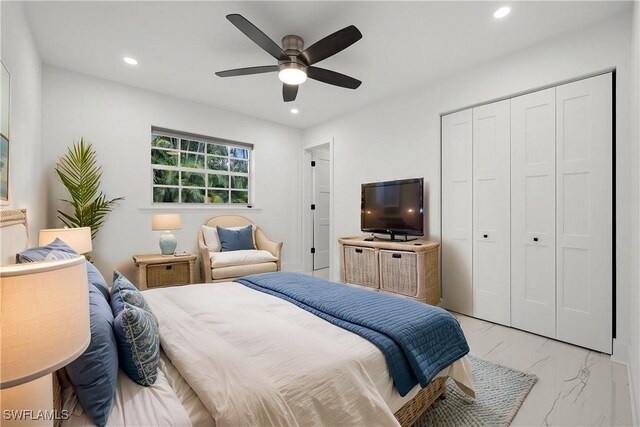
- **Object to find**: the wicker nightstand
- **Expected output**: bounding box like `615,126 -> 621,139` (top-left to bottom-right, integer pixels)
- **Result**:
132,253 -> 197,290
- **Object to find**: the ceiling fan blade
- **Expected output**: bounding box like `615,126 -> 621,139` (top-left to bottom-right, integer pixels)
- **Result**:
226,14 -> 289,61
301,25 -> 362,65
215,65 -> 278,77
307,67 -> 362,89
283,84 -> 298,102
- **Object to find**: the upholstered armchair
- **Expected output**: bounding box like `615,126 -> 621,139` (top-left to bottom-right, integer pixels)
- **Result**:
198,215 -> 282,283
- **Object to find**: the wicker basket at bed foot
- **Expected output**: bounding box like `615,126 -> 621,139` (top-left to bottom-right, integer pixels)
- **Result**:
394,377 -> 447,427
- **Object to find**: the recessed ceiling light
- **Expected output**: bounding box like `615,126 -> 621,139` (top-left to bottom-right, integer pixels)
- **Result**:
290,108 -> 299,114
493,6 -> 511,19
123,56 -> 138,65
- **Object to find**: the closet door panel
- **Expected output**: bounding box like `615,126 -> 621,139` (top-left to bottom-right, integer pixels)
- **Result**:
556,73 -> 612,354
442,109 -> 473,315
511,87 -> 556,338
472,100 -> 511,325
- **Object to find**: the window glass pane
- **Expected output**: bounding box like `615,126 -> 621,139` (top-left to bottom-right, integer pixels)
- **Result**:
208,190 -> 229,204
180,153 -> 205,169
208,174 -> 229,188
181,188 -> 205,203
230,190 -> 248,204
153,169 -> 179,185
153,187 -> 179,203
181,172 -> 205,188
207,156 -> 229,171
181,139 -> 206,153
152,149 -> 178,166
231,176 -> 248,189
230,159 -> 248,173
207,144 -> 228,156
152,135 -> 178,149
230,147 -> 249,159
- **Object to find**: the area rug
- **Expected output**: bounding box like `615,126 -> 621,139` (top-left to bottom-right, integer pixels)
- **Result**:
414,355 -> 538,426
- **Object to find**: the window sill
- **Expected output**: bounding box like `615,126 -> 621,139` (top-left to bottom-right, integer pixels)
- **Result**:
139,204 -> 261,211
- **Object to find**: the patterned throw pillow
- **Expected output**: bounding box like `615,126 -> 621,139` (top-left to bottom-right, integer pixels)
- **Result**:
16,238 -> 77,262
111,270 -> 139,314
112,303 -> 160,386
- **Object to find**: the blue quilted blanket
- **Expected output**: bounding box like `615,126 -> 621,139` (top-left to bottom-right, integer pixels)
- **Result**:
235,272 -> 469,396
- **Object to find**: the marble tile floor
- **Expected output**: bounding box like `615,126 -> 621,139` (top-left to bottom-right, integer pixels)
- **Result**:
304,270 -> 633,425
454,313 -> 633,426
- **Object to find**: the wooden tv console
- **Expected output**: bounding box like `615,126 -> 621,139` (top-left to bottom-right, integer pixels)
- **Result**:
338,235 -> 440,305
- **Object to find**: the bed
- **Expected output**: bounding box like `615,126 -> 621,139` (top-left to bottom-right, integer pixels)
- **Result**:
0,209 -> 474,427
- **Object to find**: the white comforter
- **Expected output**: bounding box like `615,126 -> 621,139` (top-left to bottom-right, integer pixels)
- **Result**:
144,282 -> 474,427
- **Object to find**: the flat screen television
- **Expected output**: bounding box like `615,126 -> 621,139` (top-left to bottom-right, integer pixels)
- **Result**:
361,177 -> 424,240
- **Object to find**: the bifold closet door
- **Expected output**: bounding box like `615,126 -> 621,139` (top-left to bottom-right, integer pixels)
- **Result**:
556,73 -> 612,354
442,109 -> 473,315
510,87 -> 557,338
472,100 -> 511,326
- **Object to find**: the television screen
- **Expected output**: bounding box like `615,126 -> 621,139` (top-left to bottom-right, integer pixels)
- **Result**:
361,178 -> 424,237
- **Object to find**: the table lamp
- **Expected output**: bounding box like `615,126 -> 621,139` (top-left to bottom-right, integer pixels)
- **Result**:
0,257 -> 90,426
39,227 -> 93,254
152,213 -> 182,255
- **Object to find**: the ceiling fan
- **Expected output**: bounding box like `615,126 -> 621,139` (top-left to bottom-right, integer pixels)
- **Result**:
215,14 -> 363,102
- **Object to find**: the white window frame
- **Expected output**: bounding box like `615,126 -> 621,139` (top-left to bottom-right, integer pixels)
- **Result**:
150,127 -> 253,206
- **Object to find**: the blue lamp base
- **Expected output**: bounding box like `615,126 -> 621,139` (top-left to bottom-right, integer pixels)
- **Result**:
159,232 -> 177,255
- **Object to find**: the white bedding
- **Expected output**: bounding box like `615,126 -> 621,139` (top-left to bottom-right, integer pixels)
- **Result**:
144,282 -> 474,427
61,366 -> 192,427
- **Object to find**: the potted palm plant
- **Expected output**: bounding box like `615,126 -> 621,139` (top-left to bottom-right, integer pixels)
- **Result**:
56,138 -> 123,242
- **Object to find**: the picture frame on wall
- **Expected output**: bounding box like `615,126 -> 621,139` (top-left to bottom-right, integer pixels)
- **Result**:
0,60 -> 9,204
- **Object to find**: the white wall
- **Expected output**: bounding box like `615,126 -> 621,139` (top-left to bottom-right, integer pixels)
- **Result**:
629,1 -> 639,423
0,2 -> 45,241
42,66 -> 303,279
302,12 -> 634,359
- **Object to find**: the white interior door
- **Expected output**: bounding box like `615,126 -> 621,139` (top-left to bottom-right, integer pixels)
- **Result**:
312,149 -> 331,270
442,109 -> 473,315
510,87 -> 557,338
472,100 -> 511,326
556,73 -> 613,354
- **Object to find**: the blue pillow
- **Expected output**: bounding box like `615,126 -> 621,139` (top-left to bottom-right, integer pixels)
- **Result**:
113,303 -> 160,386
65,285 -> 118,427
111,270 -> 139,314
45,250 -> 110,302
16,238 -> 77,263
217,225 -> 255,251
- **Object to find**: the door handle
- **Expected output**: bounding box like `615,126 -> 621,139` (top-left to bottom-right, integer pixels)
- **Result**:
483,234 -> 488,239
533,237 -> 539,242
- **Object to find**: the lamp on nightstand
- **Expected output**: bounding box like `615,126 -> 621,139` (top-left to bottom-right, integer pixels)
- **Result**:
0,257 -> 90,426
152,213 -> 182,255
39,227 -> 93,254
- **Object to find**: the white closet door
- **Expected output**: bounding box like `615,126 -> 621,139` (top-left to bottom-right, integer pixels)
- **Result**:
472,100 -> 511,325
442,109 -> 473,315
556,73 -> 612,354
511,88 -> 557,338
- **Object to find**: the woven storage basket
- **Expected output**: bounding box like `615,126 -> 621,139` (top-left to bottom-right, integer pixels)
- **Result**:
394,377 -> 447,427
146,261 -> 190,287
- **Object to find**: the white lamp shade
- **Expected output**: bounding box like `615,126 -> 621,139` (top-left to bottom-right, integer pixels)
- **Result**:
152,214 -> 182,231
39,227 -> 93,254
0,257 -> 90,388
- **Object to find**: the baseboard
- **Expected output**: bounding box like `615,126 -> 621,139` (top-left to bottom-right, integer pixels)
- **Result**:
612,338 -> 629,364
610,340 -> 638,425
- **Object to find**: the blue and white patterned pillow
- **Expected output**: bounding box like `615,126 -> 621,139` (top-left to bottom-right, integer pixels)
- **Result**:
113,303 -> 159,386
111,270 -> 139,314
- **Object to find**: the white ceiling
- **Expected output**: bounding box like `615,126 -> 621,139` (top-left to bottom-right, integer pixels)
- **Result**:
24,1 -> 631,129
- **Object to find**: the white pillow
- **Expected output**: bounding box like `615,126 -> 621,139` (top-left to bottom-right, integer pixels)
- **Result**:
209,249 -> 277,268
201,224 -> 256,252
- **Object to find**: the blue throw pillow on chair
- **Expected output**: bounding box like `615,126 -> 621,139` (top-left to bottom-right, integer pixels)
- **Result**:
217,225 -> 255,251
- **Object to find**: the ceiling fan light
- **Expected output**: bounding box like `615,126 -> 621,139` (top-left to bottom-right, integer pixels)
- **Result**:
278,63 -> 307,85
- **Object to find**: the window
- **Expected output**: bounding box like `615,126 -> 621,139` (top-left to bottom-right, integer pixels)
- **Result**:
151,127 -> 252,205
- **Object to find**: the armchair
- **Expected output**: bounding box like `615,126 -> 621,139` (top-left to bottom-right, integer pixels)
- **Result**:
198,215 -> 282,282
